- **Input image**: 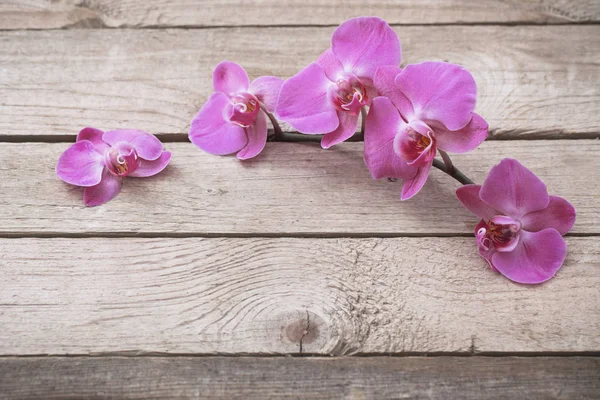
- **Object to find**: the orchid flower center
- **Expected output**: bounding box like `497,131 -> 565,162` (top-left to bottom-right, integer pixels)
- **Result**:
476,217 -> 521,252
230,92 -> 260,127
105,146 -> 140,177
396,126 -> 436,167
330,75 -> 369,115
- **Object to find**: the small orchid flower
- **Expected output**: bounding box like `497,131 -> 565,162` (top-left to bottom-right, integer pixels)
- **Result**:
364,62 -> 488,200
456,159 -> 576,284
275,16 -> 401,149
189,61 -> 283,160
56,127 -> 172,207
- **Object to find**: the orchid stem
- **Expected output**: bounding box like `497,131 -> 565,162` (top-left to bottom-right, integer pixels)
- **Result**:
262,106 -> 283,141
432,158 -> 474,185
439,149 -> 454,174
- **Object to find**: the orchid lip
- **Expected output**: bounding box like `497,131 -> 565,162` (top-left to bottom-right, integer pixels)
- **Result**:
229,92 -> 260,127
329,74 -> 369,115
476,216 -> 521,253
396,126 -> 436,166
105,146 -> 140,177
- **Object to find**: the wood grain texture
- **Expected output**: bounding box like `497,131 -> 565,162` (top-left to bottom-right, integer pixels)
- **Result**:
1,357 -> 599,400
1,26 -> 598,139
1,0 -> 599,29
0,141 -> 597,235
1,237 -> 598,355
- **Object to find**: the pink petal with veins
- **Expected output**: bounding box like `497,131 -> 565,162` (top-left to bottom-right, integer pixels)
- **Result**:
521,195 -> 576,235
237,110 -> 268,160
492,229 -> 566,284
189,92 -> 248,155
395,62 -> 477,131
103,129 -> 164,161
432,113 -> 488,154
83,170 -> 122,207
364,96 -> 418,180
56,140 -> 105,187
321,110 -> 359,149
479,159 -> 549,218
213,61 -> 250,95
331,16 -> 401,79
275,63 -> 339,134
249,76 -> 284,113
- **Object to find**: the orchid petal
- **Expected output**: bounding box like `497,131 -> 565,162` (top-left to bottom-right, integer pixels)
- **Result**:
77,127 -> 109,154
456,184 -> 498,221
331,16 -> 401,79
56,141 -> 105,187
433,113 -> 489,153
479,159 -> 549,218
321,111 -> 359,149
492,229 -> 566,284
521,195 -> 576,235
275,63 -> 339,134
373,66 -> 412,114
213,61 -> 250,95
189,92 -> 248,155
316,49 -> 345,82
129,151 -> 172,178
364,96 -> 418,180
401,161 -> 432,200
83,171 -> 122,207
237,110 -> 268,160
102,130 -> 164,161
395,62 -> 476,130
249,76 -> 284,113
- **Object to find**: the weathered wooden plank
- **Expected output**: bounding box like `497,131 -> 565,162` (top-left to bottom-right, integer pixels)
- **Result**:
1,237 -> 598,355
0,26 -> 598,139
1,0 -> 599,29
1,357 -> 599,400
0,141 -> 597,235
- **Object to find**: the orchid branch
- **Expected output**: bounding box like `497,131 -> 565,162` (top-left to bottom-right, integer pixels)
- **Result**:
438,149 -> 454,174
432,158 -> 473,185
262,105 -> 283,141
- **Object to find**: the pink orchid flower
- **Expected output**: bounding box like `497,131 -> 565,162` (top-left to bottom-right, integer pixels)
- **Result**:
364,62 -> 489,200
275,16 -> 401,149
56,127 -> 172,207
189,61 -> 283,160
456,159 -> 576,284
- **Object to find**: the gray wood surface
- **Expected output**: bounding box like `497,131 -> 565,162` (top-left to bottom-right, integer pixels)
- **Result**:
1,26 -> 598,139
2,1 -> 599,397
2,0 -> 599,29
1,237 -> 598,355
1,141 -> 596,235
1,356 -> 598,400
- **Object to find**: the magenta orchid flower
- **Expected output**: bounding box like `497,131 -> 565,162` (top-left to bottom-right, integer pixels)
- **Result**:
189,61 -> 283,160
56,127 -> 172,207
275,16 -> 401,149
365,62 -> 489,200
456,159 -> 576,284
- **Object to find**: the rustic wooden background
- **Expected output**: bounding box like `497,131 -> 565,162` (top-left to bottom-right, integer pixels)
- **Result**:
1,1 -> 599,399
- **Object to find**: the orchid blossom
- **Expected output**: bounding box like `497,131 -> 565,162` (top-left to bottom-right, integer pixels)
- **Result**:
275,16 -> 401,149
456,159 -> 576,284
189,61 -> 283,160
364,62 -> 488,200
56,127 -> 172,206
